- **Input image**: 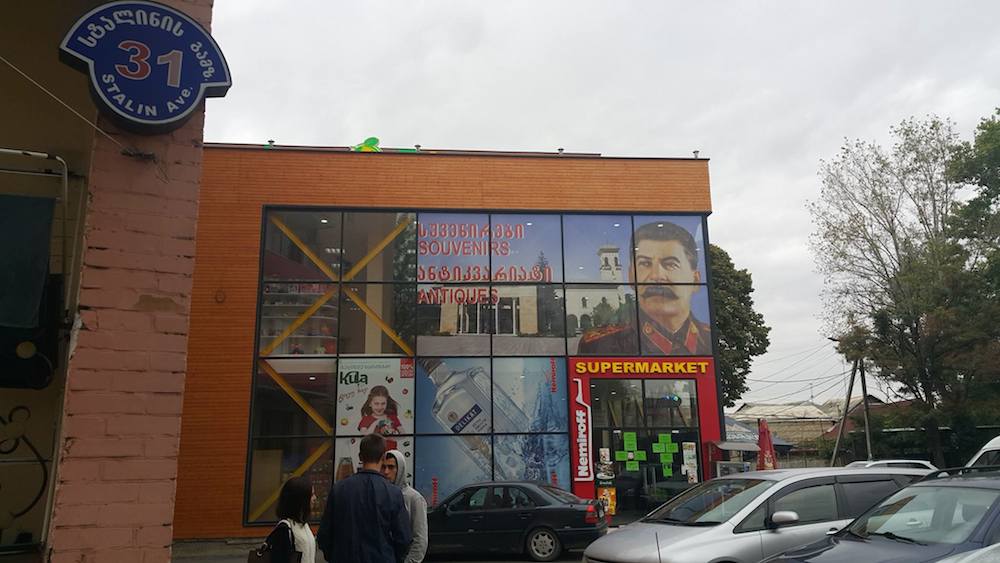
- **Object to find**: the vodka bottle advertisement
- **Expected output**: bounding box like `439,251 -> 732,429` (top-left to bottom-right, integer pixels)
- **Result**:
414,357 -> 572,504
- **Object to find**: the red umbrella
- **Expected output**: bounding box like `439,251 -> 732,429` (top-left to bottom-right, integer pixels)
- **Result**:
757,418 -> 779,470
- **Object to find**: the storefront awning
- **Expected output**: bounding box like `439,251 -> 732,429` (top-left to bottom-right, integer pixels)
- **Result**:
714,441 -> 760,452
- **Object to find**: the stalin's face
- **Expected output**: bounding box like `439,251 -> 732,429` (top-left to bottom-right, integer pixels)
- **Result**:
632,239 -> 700,329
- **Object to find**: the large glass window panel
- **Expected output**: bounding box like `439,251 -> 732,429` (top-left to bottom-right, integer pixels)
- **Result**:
630,215 -> 707,284
494,434 -> 570,488
259,282 -> 338,356
417,213 -> 490,283
492,358 -> 568,433
566,285 -> 637,355
335,357 -> 415,436
644,379 -> 698,429
491,285 -> 565,356
414,358 -> 492,435
636,286 -> 712,356
263,209 -> 342,281
342,212 -> 416,282
563,214 -> 632,283
247,437 -> 333,524
415,435 -> 493,507
416,284 -> 492,356
490,213 -> 562,283
334,436 -> 413,483
339,283 -> 415,356
252,358 -> 337,437
590,379 -> 644,428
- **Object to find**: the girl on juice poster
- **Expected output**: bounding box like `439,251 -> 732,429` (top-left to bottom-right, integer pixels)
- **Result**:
357,385 -> 403,435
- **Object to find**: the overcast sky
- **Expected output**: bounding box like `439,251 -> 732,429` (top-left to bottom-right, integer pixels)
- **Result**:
203,0 -> 1000,408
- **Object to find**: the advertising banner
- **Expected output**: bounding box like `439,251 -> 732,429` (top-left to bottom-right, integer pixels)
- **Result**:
569,375 -> 595,499
337,358 -> 414,437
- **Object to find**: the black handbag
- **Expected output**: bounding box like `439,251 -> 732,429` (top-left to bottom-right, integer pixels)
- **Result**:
247,521 -> 303,563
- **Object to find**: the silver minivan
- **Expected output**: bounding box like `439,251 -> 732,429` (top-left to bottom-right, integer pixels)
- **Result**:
583,467 -> 929,563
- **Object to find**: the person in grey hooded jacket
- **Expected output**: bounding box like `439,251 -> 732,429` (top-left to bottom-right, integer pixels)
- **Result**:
382,449 -> 428,563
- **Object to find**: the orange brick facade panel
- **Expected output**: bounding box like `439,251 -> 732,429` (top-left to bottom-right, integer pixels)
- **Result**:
173,146 -> 712,539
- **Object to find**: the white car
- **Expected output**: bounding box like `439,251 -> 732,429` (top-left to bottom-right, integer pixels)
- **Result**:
967,436 -> 1000,467
936,542 -> 1000,562
845,459 -> 938,470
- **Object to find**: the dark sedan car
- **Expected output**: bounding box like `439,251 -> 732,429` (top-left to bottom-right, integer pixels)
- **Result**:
427,481 -> 607,561
765,467 -> 1000,563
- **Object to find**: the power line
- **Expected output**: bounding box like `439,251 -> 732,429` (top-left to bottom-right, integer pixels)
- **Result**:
758,375 -> 849,418
750,348 -> 838,382
745,356 -> 841,393
742,368 -> 850,404
751,342 -> 830,366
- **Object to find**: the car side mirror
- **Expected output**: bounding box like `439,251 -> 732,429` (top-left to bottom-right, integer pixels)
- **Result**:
771,511 -> 800,528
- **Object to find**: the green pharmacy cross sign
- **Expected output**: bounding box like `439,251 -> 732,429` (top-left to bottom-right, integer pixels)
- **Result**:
652,433 -> 680,477
614,432 -> 679,477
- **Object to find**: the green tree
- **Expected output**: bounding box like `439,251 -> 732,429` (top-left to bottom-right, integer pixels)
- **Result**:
809,116 -> 1000,465
708,244 -> 771,407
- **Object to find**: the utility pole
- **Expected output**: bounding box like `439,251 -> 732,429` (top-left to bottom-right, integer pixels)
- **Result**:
858,360 -> 873,461
830,359 -> 858,467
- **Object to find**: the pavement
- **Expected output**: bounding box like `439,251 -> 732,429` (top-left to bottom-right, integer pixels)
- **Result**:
172,538 -> 584,562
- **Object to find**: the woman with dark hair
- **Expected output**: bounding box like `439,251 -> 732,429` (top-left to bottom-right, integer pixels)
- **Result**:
257,476 -> 316,563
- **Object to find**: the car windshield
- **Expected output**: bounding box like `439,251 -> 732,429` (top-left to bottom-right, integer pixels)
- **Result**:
542,486 -> 582,504
644,478 -> 775,525
848,485 -> 1000,545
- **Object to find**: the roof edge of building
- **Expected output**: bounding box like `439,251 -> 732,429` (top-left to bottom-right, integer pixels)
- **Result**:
201,142 -> 710,161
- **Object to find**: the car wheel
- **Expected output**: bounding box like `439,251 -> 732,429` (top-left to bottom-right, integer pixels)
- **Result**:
525,527 -> 562,562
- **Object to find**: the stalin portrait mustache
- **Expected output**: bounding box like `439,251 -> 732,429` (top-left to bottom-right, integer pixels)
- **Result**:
577,220 -> 711,356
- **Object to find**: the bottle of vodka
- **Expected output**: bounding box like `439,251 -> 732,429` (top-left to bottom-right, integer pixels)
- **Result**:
419,358 -> 530,479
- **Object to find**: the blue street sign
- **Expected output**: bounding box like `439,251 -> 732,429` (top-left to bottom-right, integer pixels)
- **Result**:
60,0 -> 231,135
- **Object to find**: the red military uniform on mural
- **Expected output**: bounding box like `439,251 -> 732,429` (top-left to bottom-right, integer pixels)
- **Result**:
577,313 -> 712,355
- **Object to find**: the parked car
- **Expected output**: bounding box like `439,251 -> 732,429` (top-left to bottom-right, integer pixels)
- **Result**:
426,481 -> 607,561
967,436 -> 1000,467
764,466 -> 1000,563
935,542 -> 1000,562
582,467 -> 929,563
846,459 -> 938,470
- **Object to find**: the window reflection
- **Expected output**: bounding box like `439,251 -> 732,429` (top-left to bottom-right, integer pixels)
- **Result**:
342,212 -> 416,282
252,358 -> 336,437
259,282 -> 338,356
417,213 -> 489,283
490,214 -> 563,282
263,210 -> 342,281
416,284 -> 492,356
563,215 -> 631,283
566,285 -> 637,355
339,284 -> 415,356
590,379 -> 644,427
491,285 -> 565,356
248,437 -> 333,524
644,379 -> 698,428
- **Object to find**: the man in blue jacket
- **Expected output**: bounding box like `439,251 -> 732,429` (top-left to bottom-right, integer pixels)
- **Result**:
317,433 -> 412,563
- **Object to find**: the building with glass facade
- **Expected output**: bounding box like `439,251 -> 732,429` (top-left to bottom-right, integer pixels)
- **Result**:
173,144 -> 723,537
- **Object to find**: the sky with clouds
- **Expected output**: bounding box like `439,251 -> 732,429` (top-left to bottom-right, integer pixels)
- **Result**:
203,0 -> 1000,407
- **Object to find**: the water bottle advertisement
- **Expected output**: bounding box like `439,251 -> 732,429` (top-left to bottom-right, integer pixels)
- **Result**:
336,358 -> 415,436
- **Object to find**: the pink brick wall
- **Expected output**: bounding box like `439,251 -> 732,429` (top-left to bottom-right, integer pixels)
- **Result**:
46,2 -> 212,560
